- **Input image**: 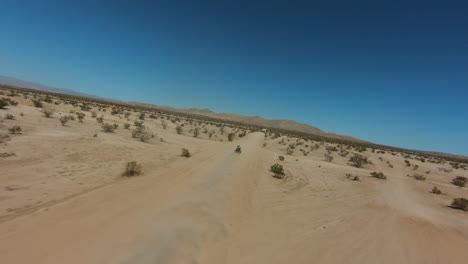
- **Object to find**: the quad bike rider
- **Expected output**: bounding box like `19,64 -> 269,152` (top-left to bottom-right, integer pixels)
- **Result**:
235,145 -> 242,153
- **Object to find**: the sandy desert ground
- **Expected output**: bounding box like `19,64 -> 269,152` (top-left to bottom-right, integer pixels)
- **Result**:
1,90 -> 468,264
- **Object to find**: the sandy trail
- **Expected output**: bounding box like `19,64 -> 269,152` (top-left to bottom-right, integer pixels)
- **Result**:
1,132 -> 468,264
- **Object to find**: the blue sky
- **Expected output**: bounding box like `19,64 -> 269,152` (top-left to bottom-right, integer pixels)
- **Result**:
1,0 -> 467,155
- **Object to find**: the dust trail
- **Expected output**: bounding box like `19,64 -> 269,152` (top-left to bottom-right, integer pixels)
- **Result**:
122,152 -> 240,264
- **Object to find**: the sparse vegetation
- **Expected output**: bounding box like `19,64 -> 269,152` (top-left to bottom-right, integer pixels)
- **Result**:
270,163 -> 285,179
5,113 -> 15,120
32,100 -> 43,108
60,116 -> 69,126
278,155 -> 285,161
132,126 -> 153,142
349,154 -> 371,168
450,198 -> 468,211
451,176 -> 467,187
101,123 -> 116,132
411,173 -> 426,181
181,148 -> 191,157
431,186 -> 442,194
124,123 -> 130,129
42,109 -> 54,118
370,171 -> 386,180
123,161 -> 142,177
324,153 -> 334,162
193,127 -> 199,137
228,132 -> 235,142
176,125 -> 183,134
8,126 -> 22,134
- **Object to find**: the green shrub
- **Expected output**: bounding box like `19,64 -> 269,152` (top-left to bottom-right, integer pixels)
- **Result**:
123,161 -> 141,177
270,163 -> 285,179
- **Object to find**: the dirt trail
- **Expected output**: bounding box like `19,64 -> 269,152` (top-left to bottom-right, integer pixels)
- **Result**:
1,132 -> 468,264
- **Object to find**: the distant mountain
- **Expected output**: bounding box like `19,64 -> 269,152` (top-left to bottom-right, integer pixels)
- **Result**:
132,103 -> 365,142
0,75 -> 103,99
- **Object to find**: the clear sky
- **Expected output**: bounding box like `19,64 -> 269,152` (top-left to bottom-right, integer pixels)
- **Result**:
1,0 -> 467,155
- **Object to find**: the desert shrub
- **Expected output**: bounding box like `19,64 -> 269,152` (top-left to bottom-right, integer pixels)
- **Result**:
66,115 -> 75,121
193,127 -> 199,137
91,111 -> 97,117
101,123 -> 116,132
412,174 -> 426,181
20,112 -> 23,116
42,109 -> 54,118
438,167 -> 453,173
76,112 -> 85,122
181,148 -> 191,157
413,165 -> 419,170
324,153 -> 334,162
451,176 -> 467,187
176,125 -> 183,134
124,112 -> 131,118
80,104 -> 91,111
278,155 -> 285,161
0,98 -> 9,109
124,123 -> 130,129
132,126 -> 152,142
228,133 -> 235,142
370,171 -> 386,180
404,160 -> 411,167
139,112 -> 145,120
32,100 -> 43,108
450,198 -> 468,211
286,148 -> 294,155
270,163 -> 285,179
349,154 -> 370,168
431,186 -> 442,194
161,120 -> 168,129
8,125 -> 22,134
134,120 -> 144,127
5,113 -> 15,120
352,176 -> 360,181
60,116 -> 69,126
96,116 -> 104,123
123,161 -> 141,177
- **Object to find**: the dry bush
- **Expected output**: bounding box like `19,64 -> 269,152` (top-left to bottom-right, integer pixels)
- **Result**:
132,126 -> 152,142
278,155 -> 285,161
349,154 -> 371,168
450,198 -> 468,211
134,120 -> 144,127
91,111 -> 97,117
32,100 -> 43,108
0,98 -> 10,109
124,123 -> 130,129
5,113 -> 15,120
123,161 -> 141,177
139,112 -> 145,120
76,112 -> 85,122
59,116 -> 69,126
101,123 -> 116,132
324,153 -> 334,162
8,126 -> 22,134
176,125 -> 183,134
193,127 -> 199,137
412,173 -> 426,181
161,120 -> 168,129
96,116 -> 104,123
431,186 -> 442,194
370,171 -> 386,180
228,133 -> 235,142
270,163 -> 285,179
181,148 -> 191,157
286,148 -> 294,155
42,109 -> 54,118
451,176 -> 467,187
